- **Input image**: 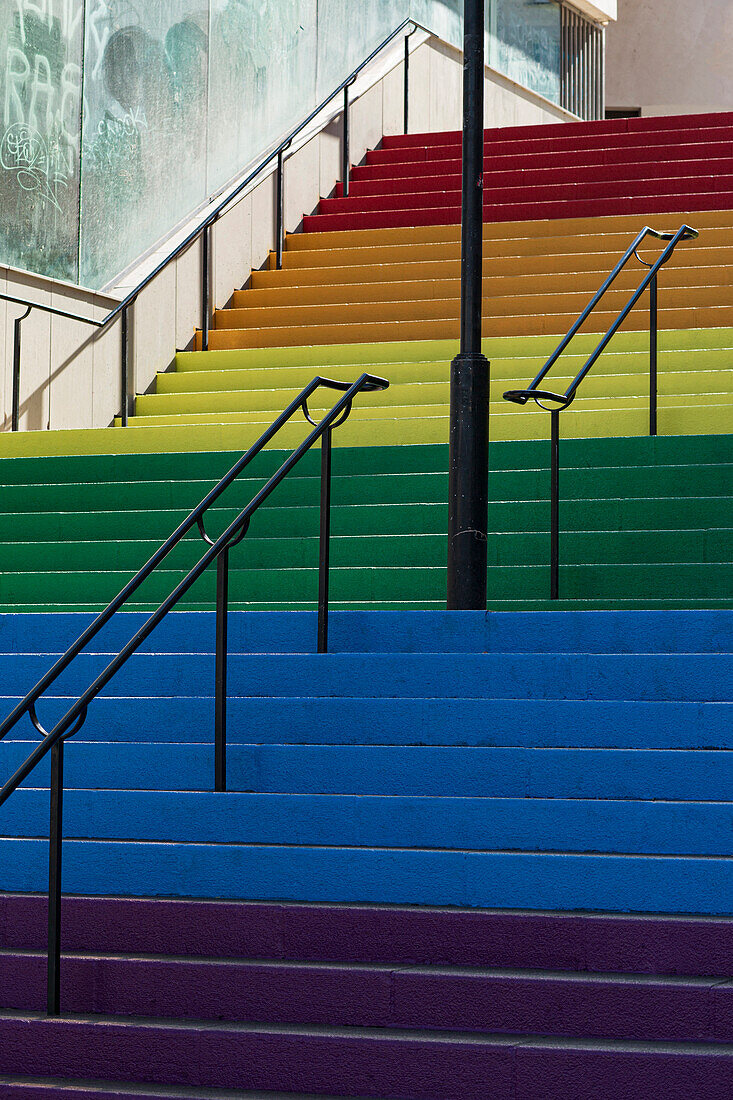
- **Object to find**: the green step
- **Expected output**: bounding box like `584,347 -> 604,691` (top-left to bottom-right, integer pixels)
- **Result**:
2,528 -> 730,573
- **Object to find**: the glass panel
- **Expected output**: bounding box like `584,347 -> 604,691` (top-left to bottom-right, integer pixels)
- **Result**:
316,0 -> 409,102
207,0 -> 317,198
411,0 -> 462,51
79,1 -> 210,289
0,0 -> 84,281
489,0 -> 561,104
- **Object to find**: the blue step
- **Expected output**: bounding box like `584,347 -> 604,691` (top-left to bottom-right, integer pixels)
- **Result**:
0,609 -> 730,916
0,697 -> 727,747
2,652 -> 730,702
4,789 -> 733,856
0,609 -> 730,654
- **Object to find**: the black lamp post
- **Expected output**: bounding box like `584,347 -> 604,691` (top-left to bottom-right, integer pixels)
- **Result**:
447,0 -> 490,610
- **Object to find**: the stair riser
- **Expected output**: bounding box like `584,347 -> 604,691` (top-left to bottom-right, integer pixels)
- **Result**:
0,953 -> 730,1043
5,789 -> 733,856
1,653 -> 729,701
3,838 -> 733,911
3,744 -> 733,799
0,695 -> 727,746
4,894 -> 733,976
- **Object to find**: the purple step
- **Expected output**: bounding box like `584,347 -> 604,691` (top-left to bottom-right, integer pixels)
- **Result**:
0,952 -> 732,1043
3,896 -> 733,978
0,1016 -> 732,1099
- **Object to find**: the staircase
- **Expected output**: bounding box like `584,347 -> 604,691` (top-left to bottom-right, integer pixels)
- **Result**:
1,608 -> 733,1094
0,108 -> 732,1095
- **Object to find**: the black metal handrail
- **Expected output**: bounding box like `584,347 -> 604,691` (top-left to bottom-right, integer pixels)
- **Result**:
502,224 -> 699,600
0,371 -> 388,1015
2,19 -> 420,430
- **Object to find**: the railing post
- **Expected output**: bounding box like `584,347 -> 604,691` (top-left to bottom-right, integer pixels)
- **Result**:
342,85 -> 350,198
215,547 -> 229,792
448,0 -> 490,611
550,409 -> 560,602
11,306 -> 31,432
317,427 -> 333,654
120,306 -> 129,428
202,224 -> 210,353
404,32 -> 410,135
47,740 -> 64,1016
649,271 -> 658,437
276,148 -> 285,270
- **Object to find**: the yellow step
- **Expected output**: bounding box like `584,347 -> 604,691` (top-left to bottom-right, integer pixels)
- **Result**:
235,265 -> 733,310
202,307 -> 733,350
251,246 -> 733,288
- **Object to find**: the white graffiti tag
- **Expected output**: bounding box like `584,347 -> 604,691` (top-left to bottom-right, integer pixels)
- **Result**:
0,122 -> 67,210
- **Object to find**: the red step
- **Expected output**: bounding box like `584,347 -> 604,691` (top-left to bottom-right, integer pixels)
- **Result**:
320,176 -> 733,218
303,191 -> 733,233
346,157 -> 733,197
360,141 -> 733,178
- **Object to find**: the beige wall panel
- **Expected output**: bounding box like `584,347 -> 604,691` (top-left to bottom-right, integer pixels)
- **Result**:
92,315 -> 123,429
285,138 -> 321,232
319,121 -> 343,199
130,265 -> 177,404
607,0 -> 733,115
213,194 -> 252,308
5,274 -> 52,433
382,59 -> 406,137
428,42 -> 462,132
407,43 -> 432,134
47,312 -> 95,431
250,172 -> 277,273
351,82 -> 385,168
174,240 -> 204,352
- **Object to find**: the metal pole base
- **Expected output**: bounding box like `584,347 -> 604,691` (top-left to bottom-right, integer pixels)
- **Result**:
447,351 -> 490,611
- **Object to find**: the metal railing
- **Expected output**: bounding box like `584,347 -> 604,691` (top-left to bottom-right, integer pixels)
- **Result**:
1,20 -> 418,431
0,371 -> 388,1015
561,2 -> 605,122
503,224 -> 699,600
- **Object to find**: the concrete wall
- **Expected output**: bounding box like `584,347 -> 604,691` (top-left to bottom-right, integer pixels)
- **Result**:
606,0 -> 733,116
2,33 -> 574,434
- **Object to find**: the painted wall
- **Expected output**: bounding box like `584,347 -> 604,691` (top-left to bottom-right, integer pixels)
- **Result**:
606,0 -> 733,115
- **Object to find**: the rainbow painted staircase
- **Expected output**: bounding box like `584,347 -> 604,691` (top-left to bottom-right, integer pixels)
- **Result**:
0,111 -> 732,1095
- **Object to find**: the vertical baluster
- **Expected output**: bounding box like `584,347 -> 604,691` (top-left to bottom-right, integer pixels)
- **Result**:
215,548 -> 229,792
201,225 -> 210,352
318,427 -> 333,654
342,85 -> 350,198
276,148 -> 285,270
404,32 -> 410,135
550,410 -> 561,601
649,272 -> 658,436
12,306 -> 31,432
120,306 -> 129,428
47,740 -> 64,1016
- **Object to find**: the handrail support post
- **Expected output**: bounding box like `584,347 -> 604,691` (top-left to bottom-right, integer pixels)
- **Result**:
342,86 -> 350,198
202,225 -> 211,353
318,427 -> 333,654
215,547 -> 229,792
120,307 -> 129,428
11,306 -> 31,432
47,740 -> 64,1016
276,149 -> 285,270
550,409 -> 561,602
650,272 -> 658,437
404,33 -> 410,134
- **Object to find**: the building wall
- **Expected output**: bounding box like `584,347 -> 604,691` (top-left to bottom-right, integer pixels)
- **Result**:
0,34 -> 574,434
606,0 -> 733,116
